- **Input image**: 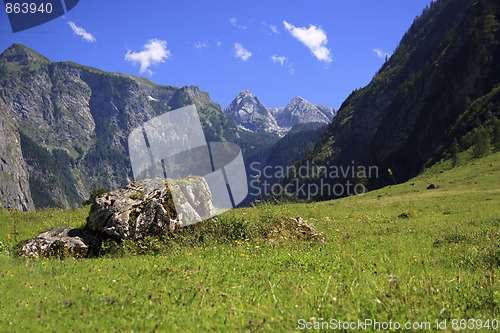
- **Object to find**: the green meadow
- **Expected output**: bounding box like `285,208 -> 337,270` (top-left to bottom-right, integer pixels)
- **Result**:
0,152 -> 499,332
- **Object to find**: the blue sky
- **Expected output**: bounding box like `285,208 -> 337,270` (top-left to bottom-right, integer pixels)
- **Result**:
0,0 -> 433,109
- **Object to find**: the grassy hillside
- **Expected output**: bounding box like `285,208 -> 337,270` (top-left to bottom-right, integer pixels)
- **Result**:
0,153 -> 498,332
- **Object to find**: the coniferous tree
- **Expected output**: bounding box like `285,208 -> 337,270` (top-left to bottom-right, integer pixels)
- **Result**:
450,138 -> 460,166
472,127 -> 490,158
493,120 -> 500,152
352,166 -> 368,194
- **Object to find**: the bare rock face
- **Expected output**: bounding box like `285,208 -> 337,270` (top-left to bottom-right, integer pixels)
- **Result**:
86,177 -> 217,240
0,104 -> 34,211
21,227 -> 100,258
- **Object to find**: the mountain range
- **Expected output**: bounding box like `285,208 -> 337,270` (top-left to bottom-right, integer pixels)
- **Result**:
224,90 -> 335,134
0,44 -> 331,210
1,0 -> 498,210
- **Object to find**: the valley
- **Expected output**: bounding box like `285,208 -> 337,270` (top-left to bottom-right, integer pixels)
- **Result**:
0,0 -> 498,331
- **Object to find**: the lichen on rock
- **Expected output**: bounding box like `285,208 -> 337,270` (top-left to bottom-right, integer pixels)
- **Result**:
21,227 -> 100,258
86,177 -> 217,240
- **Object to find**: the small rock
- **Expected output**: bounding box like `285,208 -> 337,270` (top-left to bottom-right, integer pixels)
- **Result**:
426,184 -> 436,190
264,217 -> 325,242
21,227 -> 100,258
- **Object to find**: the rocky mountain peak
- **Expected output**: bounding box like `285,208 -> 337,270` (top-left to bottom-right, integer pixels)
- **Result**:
276,96 -> 336,129
224,91 -> 335,133
224,90 -> 281,133
1,43 -> 50,63
289,96 -> 307,103
239,89 -> 253,96
286,96 -> 314,109
234,89 -> 261,106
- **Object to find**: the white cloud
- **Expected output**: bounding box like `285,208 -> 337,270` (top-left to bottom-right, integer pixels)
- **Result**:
194,41 -> 208,49
125,39 -> 171,75
68,21 -> 96,42
215,39 -> 222,47
373,48 -> 392,59
230,18 -> 247,29
283,21 -> 332,63
271,55 -> 295,74
271,55 -> 287,66
262,22 -> 279,34
234,43 -> 252,61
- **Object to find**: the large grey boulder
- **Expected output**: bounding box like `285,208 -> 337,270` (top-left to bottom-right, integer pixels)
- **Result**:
86,177 -> 217,240
21,227 -> 100,258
